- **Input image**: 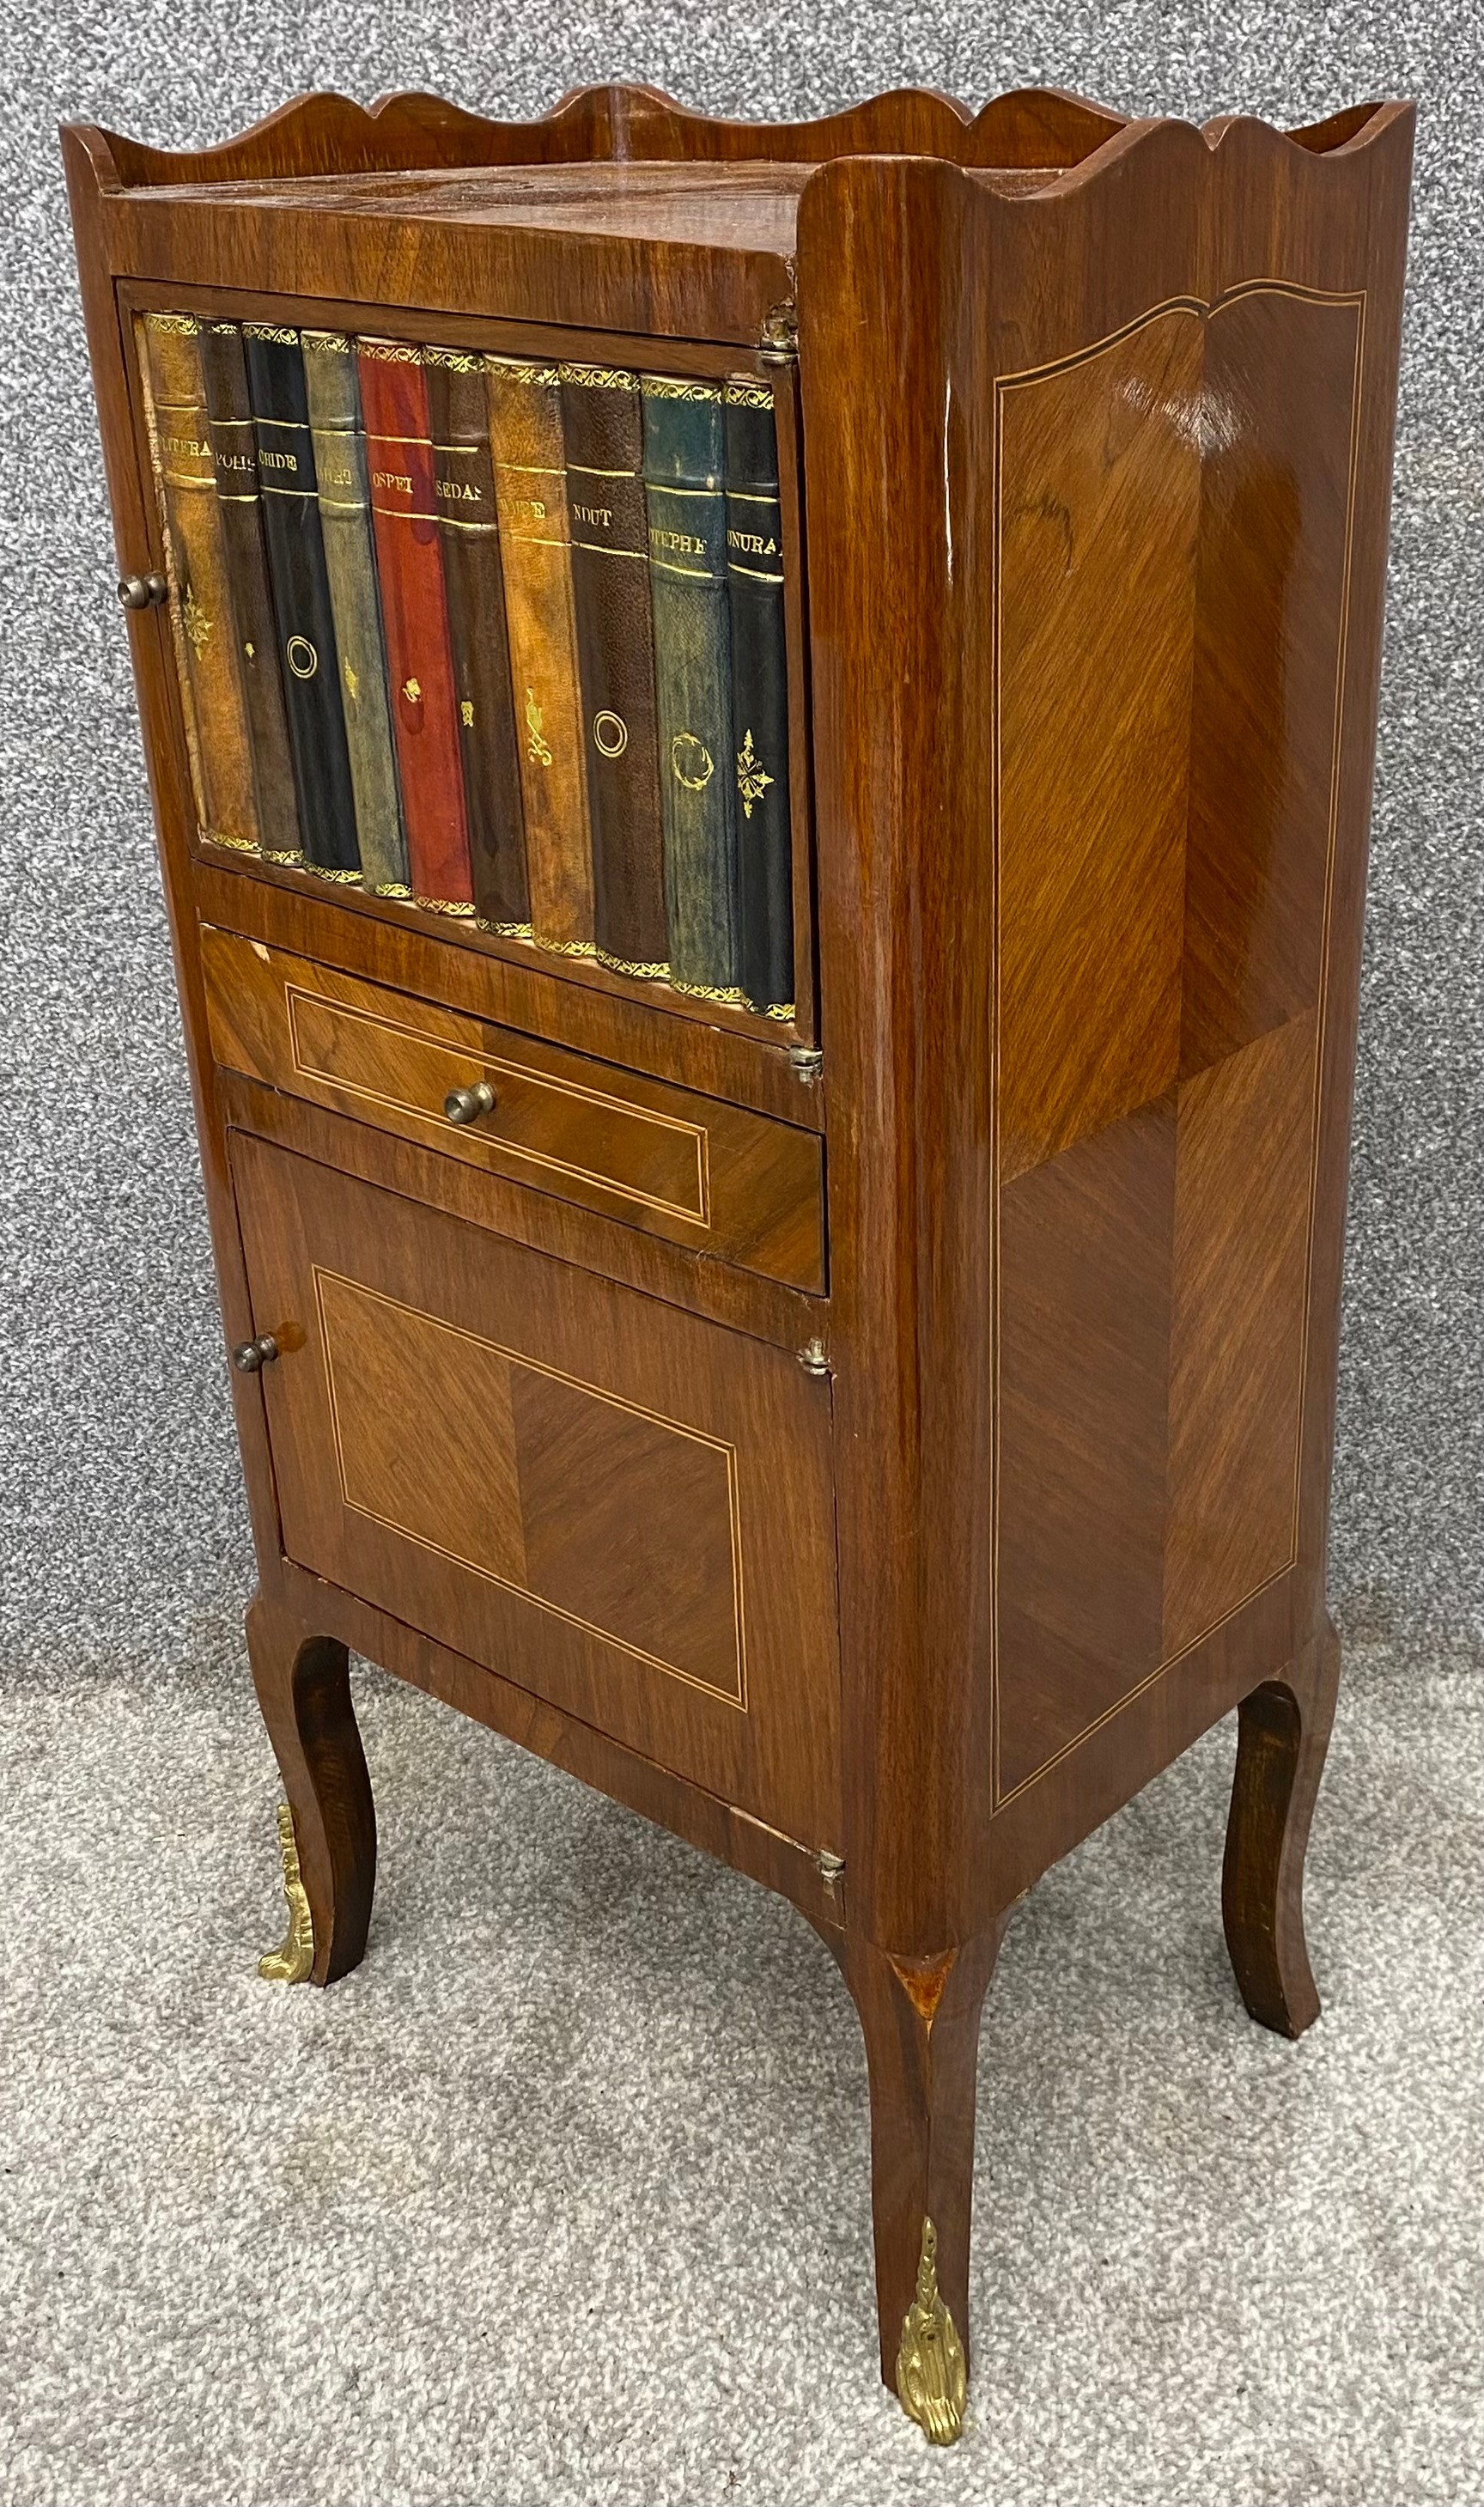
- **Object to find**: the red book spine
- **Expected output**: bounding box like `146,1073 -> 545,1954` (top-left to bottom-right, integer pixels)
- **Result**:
356,341 -> 473,910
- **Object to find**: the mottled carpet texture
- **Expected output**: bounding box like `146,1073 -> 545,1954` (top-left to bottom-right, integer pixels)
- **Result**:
3,7 -> 1482,2503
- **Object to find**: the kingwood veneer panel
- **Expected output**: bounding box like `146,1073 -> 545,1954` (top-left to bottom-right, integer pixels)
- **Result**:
994,281 -> 1363,1800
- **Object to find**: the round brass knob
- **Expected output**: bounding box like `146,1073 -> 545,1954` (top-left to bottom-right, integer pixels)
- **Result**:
117,573 -> 168,611
443,1081 -> 496,1126
232,1335 -> 280,1373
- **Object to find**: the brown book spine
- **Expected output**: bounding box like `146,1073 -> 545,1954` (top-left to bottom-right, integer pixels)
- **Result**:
197,319 -> 303,864
560,362 -> 668,978
140,313 -> 258,853
484,356 -> 594,954
423,348 -> 531,934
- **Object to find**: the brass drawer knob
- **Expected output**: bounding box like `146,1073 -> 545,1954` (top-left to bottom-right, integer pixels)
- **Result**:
232,1335 -> 280,1373
117,572 -> 168,610
443,1080 -> 496,1126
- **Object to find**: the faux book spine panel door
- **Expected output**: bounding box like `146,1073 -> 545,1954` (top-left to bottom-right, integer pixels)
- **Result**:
993,282 -> 1362,1804
231,1135 -> 841,1845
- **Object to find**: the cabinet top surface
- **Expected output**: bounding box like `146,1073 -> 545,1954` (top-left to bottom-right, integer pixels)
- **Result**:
125,158 -> 1062,253
138,162 -> 819,253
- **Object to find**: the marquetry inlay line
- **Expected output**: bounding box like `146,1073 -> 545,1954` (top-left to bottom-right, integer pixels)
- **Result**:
988,278 -> 1365,1811
1292,287 -> 1367,1545
311,1266 -> 749,1710
284,983 -> 713,1225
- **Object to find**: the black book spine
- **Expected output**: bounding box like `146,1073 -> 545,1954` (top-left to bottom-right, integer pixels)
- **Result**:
724,382 -> 794,1019
241,323 -> 360,878
197,319 -> 304,864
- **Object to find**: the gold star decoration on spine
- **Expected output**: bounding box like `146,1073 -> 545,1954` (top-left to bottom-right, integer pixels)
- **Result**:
736,729 -> 773,819
181,588 -> 211,652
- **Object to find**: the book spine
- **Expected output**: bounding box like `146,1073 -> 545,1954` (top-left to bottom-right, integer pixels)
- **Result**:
240,324 -> 361,879
423,348 -> 530,933
356,341 -> 474,912
301,331 -> 411,897
196,318 -> 303,864
136,323 -> 206,833
485,356 -> 594,954
641,379 -> 739,1000
140,313 -> 259,853
724,381 -> 795,1019
561,363 -> 668,979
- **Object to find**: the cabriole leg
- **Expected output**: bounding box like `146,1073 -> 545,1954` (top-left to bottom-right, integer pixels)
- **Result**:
246,1590 -> 375,1987
845,1922 -> 1006,2443
1222,1619 -> 1341,2038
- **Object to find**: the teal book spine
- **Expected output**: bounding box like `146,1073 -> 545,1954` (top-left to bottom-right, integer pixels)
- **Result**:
641,377 -> 739,1000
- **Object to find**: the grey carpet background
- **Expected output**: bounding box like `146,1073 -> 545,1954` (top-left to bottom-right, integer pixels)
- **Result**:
2,6 -> 1481,2504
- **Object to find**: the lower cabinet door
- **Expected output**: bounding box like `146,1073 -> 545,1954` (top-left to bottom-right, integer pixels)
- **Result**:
232,1132 -> 841,1847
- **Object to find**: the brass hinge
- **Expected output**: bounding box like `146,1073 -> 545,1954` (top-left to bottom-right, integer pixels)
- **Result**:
817,1850 -> 845,1888
788,1044 -> 824,1083
797,1338 -> 831,1378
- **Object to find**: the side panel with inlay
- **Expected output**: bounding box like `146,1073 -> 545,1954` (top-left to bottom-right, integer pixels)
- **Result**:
993,283 -> 1362,1805
232,1132 -> 841,1842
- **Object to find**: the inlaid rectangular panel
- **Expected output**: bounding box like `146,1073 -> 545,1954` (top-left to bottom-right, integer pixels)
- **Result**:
232,1134 -> 840,1842
992,282 -> 1362,1804
202,923 -> 825,1290
314,1271 -> 745,1699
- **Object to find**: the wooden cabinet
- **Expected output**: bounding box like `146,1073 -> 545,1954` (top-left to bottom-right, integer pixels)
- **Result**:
64,82 -> 1413,2444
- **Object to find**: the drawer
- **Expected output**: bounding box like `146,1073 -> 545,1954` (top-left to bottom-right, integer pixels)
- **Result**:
233,1135 -> 842,1847
202,925 -> 824,1291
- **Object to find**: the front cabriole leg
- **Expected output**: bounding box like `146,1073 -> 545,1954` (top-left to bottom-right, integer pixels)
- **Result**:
246,1590 -> 375,1987
845,1923 -> 1007,2442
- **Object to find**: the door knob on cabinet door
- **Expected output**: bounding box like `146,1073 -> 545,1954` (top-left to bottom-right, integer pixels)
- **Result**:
232,1335 -> 280,1373
443,1081 -> 496,1126
116,572 -> 168,610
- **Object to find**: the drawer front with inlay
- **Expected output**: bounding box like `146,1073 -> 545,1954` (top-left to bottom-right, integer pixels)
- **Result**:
202,924 -> 824,1290
232,1134 -> 842,1846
